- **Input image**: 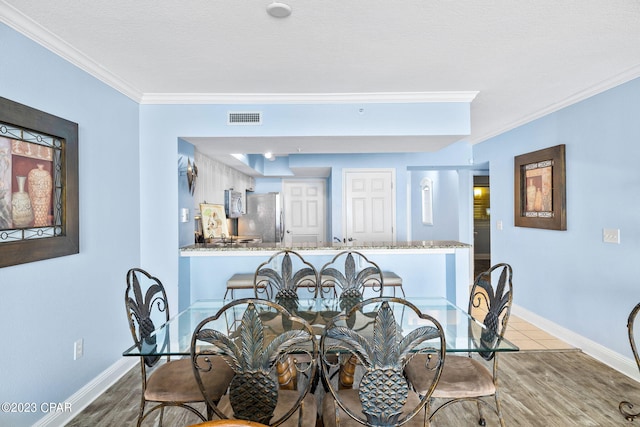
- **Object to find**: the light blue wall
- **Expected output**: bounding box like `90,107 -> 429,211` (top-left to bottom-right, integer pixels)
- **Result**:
0,24 -> 140,426
473,77 -> 640,358
409,170 -> 460,240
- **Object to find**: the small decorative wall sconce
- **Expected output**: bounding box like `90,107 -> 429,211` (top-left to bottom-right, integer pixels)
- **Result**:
421,177 -> 433,225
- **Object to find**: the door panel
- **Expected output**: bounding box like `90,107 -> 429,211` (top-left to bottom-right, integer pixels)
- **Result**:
344,169 -> 395,243
283,180 -> 326,244
372,197 -> 386,232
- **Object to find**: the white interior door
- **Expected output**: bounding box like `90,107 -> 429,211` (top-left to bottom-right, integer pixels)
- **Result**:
344,169 -> 395,243
283,180 -> 326,245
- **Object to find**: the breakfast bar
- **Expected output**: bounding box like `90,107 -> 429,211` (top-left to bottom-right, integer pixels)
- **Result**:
179,240 -> 471,309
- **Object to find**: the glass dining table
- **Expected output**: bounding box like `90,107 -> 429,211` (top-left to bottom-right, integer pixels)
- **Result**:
122,297 -> 518,357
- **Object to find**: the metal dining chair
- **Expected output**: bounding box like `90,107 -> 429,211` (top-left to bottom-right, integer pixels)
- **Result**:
191,298 -> 318,426
125,268 -> 234,426
320,297 -> 446,427
404,263 -> 513,426
619,301 -> 640,421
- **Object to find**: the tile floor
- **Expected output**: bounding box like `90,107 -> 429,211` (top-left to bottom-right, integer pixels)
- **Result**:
472,261 -> 575,351
506,315 -> 576,351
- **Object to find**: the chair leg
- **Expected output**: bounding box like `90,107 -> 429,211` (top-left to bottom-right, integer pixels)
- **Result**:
494,392 -> 506,427
137,400 -> 145,427
476,400 -> 486,426
423,400 -> 431,427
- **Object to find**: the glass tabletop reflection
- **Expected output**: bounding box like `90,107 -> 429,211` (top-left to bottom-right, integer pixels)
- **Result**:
122,297 -> 518,357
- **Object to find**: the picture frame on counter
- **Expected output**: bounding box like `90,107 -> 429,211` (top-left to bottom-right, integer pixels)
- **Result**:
514,144 -> 566,230
0,96 -> 79,267
200,203 -> 229,239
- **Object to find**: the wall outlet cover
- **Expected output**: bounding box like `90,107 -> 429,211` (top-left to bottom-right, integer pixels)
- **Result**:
603,228 -> 620,244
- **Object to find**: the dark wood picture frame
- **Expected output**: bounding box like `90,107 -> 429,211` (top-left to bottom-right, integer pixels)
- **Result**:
0,97 -> 79,267
514,144 -> 566,230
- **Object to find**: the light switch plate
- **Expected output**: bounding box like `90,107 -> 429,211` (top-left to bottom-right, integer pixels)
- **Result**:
603,228 -> 620,244
74,338 -> 84,360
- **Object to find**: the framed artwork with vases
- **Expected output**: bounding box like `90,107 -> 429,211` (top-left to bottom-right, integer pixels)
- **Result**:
514,144 -> 566,230
0,97 -> 79,267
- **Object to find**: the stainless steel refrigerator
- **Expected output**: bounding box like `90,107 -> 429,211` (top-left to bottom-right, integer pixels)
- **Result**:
238,192 -> 284,243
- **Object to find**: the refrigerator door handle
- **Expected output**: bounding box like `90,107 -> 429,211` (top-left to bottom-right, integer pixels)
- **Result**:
279,211 -> 285,242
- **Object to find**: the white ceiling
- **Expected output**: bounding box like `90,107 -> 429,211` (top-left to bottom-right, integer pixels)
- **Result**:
2,0 -> 640,164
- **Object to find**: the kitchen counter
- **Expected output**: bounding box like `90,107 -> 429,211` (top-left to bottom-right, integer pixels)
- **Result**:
179,239 -> 472,308
180,240 -> 471,257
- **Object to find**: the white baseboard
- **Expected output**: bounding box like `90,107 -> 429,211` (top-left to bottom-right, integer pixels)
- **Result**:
33,357 -> 137,427
512,303 -> 640,382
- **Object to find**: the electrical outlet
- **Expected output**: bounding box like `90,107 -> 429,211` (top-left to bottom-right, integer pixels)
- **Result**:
603,228 -> 620,244
496,220 -> 503,231
74,338 -> 84,360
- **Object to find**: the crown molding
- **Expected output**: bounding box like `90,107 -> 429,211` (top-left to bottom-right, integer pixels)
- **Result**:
139,91 -> 479,105
469,64 -> 640,145
0,1 -> 143,102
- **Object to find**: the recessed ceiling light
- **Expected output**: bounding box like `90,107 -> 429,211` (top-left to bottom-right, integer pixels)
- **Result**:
267,2 -> 292,18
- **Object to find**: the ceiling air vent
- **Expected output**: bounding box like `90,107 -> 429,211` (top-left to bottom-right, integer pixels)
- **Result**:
227,111 -> 262,125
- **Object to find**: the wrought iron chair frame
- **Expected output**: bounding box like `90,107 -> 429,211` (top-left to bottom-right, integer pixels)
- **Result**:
253,250 -> 319,301
620,301 -> 640,421
318,250 -> 384,301
191,298 -> 318,427
320,296 -> 446,427
421,263 -> 513,427
125,268 -> 209,426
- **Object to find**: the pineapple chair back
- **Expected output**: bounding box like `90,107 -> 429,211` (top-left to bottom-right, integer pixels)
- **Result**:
125,268 -> 234,427
191,298 -> 318,427
320,297 -> 446,427
318,251 -> 384,315
405,262 -> 513,427
254,250 -> 319,316
620,301 -> 640,421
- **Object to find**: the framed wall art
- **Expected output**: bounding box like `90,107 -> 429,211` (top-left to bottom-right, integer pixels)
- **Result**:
514,144 -> 566,230
0,97 -> 79,267
199,203 -> 229,239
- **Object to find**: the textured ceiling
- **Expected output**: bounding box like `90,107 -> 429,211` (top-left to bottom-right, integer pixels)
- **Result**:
2,0 -> 640,156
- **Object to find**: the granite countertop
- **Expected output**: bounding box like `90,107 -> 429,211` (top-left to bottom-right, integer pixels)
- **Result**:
180,240 -> 471,254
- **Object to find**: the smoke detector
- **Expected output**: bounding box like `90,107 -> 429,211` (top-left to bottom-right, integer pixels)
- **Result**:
267,2 -> 292,18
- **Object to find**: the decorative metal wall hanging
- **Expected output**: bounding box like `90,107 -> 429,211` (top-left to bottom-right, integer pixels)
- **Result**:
0,97 -> 79,267
187,158 -> 197,195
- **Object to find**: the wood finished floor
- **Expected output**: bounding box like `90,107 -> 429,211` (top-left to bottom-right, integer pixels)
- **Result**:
66,350 -> 640,427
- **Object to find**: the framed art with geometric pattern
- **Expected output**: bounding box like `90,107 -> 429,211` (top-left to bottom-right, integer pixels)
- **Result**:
0,97 -> 79,267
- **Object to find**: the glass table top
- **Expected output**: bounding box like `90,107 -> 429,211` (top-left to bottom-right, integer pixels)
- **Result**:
123,297 -> 518,357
